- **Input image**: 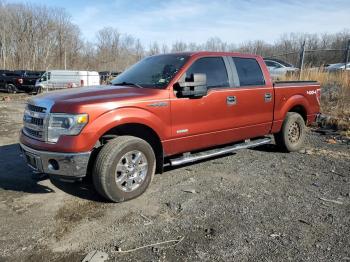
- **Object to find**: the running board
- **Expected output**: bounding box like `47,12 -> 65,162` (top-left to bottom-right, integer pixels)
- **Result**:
169,137 -> 271,166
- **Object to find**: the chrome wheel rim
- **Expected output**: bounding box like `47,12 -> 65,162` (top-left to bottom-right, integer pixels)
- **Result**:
115,150 -> 148,192
288,122 -> 301,144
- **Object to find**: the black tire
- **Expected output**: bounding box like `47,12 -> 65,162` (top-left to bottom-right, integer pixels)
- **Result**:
92,136 -> 156,202
274,112 -> 306,152
7,84 -> 17,94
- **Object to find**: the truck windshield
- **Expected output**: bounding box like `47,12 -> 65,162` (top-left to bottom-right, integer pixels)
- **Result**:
111,54 -> 189,88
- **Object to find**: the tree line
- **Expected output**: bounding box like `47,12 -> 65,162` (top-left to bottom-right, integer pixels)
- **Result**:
0,2 -> 349,72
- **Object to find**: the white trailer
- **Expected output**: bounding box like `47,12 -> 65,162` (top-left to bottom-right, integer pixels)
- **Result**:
35,70 -> 100,92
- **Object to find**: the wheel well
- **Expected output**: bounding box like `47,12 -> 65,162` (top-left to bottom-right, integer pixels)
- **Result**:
100,123 -> 164,174
289,105 -> 307,123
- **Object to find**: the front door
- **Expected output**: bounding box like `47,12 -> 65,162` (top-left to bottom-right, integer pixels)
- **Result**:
169,56 -> 236,154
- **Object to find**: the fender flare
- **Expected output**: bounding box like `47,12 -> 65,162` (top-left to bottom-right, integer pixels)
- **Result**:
278,94 -> 310,121
84,106 -> 169,145
272,94 -> 310,133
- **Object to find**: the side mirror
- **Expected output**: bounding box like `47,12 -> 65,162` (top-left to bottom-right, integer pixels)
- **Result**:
175,73 -> 207,98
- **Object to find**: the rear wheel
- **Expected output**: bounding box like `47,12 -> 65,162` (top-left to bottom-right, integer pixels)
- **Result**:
7,84 -> 17,94
274,112 -> 306,152
93,136 -> 156,202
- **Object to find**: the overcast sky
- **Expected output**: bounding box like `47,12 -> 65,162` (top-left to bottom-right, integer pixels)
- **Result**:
8,0 -> 350,46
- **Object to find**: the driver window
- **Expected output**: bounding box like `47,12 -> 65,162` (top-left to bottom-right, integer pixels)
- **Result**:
184,57 -> 229,88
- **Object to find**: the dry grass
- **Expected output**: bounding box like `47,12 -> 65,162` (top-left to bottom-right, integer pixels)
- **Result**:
281,67 -> 350,133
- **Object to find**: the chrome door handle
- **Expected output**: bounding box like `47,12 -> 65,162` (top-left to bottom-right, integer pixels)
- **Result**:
264,93 -> 272,102
227,96 -> 237,105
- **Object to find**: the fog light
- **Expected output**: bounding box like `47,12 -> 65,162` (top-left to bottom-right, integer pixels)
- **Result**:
48,159 -> 59,170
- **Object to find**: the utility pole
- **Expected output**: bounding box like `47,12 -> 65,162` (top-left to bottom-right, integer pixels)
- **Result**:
64,47 -> 67,70
298,40 -> 306,80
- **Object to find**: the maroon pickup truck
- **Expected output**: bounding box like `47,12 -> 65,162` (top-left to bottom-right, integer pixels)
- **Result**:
0,70 -> 43,93
20,52 -> 321,202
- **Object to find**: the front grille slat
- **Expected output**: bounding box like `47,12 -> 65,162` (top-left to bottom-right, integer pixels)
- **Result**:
30,117 -> 44,126
23,103 -> 47,141
23,127 -> 43,138
27,104 -> 46,113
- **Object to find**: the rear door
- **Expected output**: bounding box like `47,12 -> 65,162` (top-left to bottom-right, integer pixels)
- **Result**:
226,57 -> 274,137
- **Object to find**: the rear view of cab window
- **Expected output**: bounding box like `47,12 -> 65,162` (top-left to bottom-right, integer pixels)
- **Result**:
233,57 -> 265,86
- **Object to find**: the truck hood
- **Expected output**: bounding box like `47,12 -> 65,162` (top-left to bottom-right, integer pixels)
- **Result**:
28,85 -> 168,113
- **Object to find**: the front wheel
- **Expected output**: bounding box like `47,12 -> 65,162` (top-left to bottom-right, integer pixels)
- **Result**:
92,136 -> 156,202
274,112 -> 306,152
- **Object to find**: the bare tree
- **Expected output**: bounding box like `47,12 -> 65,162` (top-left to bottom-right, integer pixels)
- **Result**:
148,42 -> 160,56
0,2 -> 348,72
171,41 -> 187,52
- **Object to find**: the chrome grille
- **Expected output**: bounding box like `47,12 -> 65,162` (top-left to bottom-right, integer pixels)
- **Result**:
23,103 -> 47,141
23,127 -> 43,138
27,104 -> 46,113
29,116 -> 44,126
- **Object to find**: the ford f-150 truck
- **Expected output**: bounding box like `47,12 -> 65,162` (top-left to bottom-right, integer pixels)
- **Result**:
19,52 -> 320,202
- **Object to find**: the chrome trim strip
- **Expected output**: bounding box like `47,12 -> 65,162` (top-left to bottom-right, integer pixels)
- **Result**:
25,111 -> 46,119
23,123 -> 44,131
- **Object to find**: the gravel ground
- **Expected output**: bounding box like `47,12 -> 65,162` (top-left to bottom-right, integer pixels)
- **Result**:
0,97 -> 349,262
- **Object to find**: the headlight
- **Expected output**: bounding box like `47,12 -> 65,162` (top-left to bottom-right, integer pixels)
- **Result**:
47,113 -> 88,143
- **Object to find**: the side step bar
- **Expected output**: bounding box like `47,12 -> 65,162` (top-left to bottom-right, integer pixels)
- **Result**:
169,137 -> 272,166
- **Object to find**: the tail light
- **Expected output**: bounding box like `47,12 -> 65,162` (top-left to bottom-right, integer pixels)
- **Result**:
80,79 -> 84,86
17,78 -> 23,84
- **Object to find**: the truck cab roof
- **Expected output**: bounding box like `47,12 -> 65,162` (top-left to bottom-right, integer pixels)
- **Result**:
155,51 -> 262,59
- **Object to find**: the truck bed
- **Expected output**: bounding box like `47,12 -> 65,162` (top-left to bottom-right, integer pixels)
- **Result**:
272,80 -> 321,131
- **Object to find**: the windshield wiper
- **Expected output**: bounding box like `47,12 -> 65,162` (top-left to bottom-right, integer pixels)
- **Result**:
113,82 -> 143,88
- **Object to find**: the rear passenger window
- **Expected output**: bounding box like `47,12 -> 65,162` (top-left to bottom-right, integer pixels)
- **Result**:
186,57 -> 229,88
233,57 -> 265,86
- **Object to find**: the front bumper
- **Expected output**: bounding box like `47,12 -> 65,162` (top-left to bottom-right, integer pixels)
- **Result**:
20,143 -> 91,178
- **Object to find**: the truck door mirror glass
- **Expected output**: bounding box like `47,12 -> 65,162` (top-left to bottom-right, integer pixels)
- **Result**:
175,73 -> 208,98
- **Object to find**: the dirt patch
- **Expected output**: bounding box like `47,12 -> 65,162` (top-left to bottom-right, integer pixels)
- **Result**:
54,200 -> 106,240
6,249 -> 85,262
0,92 -> 31,102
